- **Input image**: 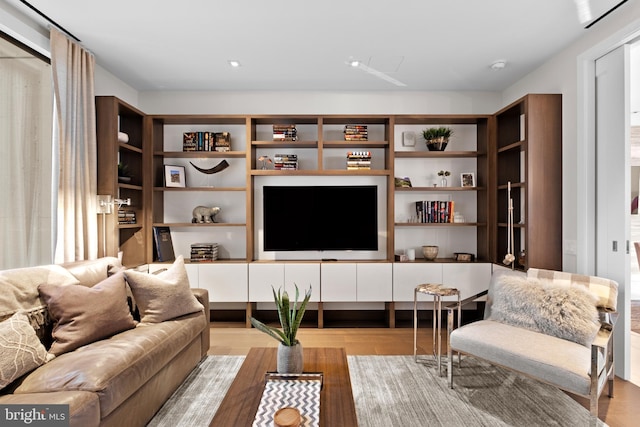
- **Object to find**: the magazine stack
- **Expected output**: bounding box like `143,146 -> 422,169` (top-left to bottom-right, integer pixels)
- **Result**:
190,243 -> 218,262
117,209 -> 136,224
272,125 -> 297,141
274,154 -> 298,170
346,151 -> 371,170
344,125 -> 368,141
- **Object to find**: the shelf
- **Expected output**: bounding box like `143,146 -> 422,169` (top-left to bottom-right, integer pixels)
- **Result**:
394,222 -> 484,227
395,186 -> 482,192
497,182 -> 524,190
251,169 -> 391,176
252,141 -> 317,148
153,223 -> 246,227
155,151 -> 246,158
394,150 -> 480,158
120,143 -> 143,154
323,140 -> 389,148
155,187 -> 246,192
118,223 -> 142,229
497,141 -> 524,153
119,183 -> 143,190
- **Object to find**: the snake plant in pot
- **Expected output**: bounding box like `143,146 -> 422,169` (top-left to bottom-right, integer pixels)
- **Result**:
250,284 -> 312,373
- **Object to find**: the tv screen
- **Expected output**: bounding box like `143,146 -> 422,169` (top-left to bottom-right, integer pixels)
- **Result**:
263,185 -> 378,251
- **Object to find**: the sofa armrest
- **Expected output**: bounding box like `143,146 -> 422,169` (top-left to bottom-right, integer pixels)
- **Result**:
191,288 -> 210,357
191,288 -> 209,308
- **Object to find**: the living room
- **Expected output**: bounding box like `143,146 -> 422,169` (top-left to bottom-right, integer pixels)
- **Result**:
2,1 -> 640,426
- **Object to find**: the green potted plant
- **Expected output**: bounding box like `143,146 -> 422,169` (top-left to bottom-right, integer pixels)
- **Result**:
118,162 -> 132,183
422,127 -> 453,151
250,284 -> 312,373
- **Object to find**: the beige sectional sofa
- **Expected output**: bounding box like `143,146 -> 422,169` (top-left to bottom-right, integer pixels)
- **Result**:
0,256 -> 209,427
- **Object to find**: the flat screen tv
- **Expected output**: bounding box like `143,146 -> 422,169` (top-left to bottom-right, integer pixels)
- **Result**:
263,185 -> 378,251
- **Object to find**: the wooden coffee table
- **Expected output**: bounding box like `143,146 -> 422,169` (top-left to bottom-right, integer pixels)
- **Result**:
210,347 -> 358,426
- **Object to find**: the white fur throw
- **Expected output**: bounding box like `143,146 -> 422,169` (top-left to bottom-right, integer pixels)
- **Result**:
490,275 -> 600,347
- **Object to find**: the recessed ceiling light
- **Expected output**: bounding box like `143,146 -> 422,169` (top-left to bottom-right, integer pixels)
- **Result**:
349,60 -> 360,67
490,60 -> 507,70
228,60 -> 241,68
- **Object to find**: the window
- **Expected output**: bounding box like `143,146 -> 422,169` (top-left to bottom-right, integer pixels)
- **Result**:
0,32 -> 53,269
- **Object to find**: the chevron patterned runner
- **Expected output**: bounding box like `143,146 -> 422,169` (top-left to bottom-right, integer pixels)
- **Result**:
252,378 -> 321,427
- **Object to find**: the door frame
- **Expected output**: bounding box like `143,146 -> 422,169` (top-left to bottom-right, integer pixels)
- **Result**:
577,20 -> 640,380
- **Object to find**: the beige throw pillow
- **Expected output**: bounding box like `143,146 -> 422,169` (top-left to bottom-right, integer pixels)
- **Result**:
38,272 -> 136,356
490,274 -> 600,347
124,256 -> 204,323
0,312 -> 50,390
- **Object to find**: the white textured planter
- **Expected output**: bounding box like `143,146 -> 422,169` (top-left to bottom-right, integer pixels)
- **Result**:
277,342 -> 303,374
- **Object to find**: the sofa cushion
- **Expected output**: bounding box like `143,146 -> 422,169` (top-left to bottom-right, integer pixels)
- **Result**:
450,320 -> 598,396
490,274 -> 600,346
0,312 -> 50,390
124,256 -> 204,323
0,265 -> 80,338
13,312 -> 206,418
61,256 -> 123,287
38,272 -> 136,356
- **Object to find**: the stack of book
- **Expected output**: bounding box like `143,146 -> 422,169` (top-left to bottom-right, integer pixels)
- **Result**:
272,125 -> 297,141
415,200 -> 455,223
344,125 -> 368,141
183,131 -> 231,152
346,151 -> 371,170
190,243 -> 218,262
274,154 -> 298,170
118,209 -> 136,224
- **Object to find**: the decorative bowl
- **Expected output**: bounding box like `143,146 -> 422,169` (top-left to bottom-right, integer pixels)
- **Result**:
422,245 -> 439,261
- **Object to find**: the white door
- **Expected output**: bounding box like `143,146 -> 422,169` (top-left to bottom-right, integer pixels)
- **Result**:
595,45 -> 631,379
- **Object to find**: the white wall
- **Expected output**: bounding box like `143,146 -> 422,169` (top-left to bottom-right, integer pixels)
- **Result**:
501,2 -> 640,273
138,91 -> 501,116
95,65 -> 139,108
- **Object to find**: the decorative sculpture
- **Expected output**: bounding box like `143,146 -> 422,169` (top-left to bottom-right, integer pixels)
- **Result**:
192,206 -> 221,223
189,160 -> 229,175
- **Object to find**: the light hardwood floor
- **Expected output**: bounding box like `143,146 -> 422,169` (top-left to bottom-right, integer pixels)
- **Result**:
209,324 -> 640,427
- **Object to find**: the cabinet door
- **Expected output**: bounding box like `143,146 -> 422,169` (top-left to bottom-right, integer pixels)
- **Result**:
357,263 -> 392,301
249,263 -> 285,302
321,263 -> 357,302
392,263 -> 442,301
442,263 -> 492,300
284,263 -> 320,302
198,263 -> 248,302
149,263 -> 199,287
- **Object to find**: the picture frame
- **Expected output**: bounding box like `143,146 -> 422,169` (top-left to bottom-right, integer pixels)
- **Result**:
461,172 -> 475,188
164,165 -> 186,188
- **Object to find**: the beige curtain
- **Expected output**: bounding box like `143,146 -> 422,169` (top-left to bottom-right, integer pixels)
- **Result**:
50,28 -> 98,262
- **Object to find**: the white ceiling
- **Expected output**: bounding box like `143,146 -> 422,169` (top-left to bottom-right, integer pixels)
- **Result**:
7,0 -> 631,92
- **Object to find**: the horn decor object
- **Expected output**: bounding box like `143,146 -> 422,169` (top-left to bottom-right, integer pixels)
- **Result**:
189,159 -> 229,175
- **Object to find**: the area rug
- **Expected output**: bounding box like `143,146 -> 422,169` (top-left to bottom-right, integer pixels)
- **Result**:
148,355 -> 605,427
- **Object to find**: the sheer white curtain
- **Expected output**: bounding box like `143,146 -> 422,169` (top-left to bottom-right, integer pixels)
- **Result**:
0,37 -> 53,269
50,28 -> 98,263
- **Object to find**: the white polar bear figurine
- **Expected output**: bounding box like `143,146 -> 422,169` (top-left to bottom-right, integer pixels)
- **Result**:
192,206 -> 221,223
